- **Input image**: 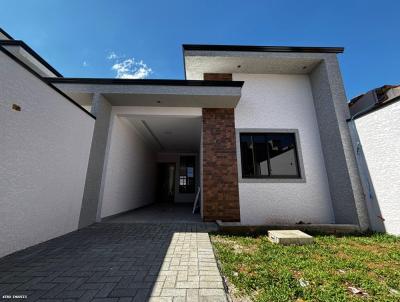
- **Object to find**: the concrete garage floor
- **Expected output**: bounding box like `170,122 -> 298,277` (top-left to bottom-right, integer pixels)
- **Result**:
0,221 -> 225,301
102,203 -> 203,224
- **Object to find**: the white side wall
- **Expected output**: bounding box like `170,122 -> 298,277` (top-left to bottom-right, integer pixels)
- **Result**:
100,115 -> 157,218
354,101 -> 400,235
0,51 -> 94,257
234,73 -> 334,225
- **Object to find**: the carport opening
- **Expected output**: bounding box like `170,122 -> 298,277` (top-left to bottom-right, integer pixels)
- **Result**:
100,114 -> 203,223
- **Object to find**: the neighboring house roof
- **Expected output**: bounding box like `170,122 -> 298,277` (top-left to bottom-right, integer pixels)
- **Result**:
349,85 -> 400,119
182,44 -> 344,53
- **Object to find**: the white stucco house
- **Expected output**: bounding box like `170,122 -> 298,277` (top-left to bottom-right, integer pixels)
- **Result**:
0,27 -> 370,257
348,85 -> 400,235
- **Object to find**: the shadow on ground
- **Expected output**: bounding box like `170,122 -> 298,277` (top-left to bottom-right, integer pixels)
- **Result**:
0,222 -> 227,301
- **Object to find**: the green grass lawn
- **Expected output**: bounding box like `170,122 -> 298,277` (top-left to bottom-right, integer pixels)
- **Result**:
210,233 -> 400,302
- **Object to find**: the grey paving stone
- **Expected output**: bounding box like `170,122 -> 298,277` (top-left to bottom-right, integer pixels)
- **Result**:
79,283 -> 105,290
40,283 -> 70,298
0,222 -> 226,301
95,282 -> 117,298
66,278 -> 88,290
109,288 -> 138,297
118,298 -> 132,302
56,289 -> 85,298
132,288 -> 150,301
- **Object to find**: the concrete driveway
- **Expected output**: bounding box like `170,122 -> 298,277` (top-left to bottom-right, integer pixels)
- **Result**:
0,222 -> 227,301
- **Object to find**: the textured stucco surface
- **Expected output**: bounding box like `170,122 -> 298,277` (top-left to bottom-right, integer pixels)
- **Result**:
234,73 -> 334,225
78,94 -> 112,227
310,58 -> 368,228
353,101 -> 400,235
100,116 -> 157,218
2,45 -> 58,77
0,51 -> 94,257
184,51 -> 330,80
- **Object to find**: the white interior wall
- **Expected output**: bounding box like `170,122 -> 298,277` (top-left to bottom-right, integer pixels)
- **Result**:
354,101 -> 400,235
100,115 -> 157,218
0,51 -> 94,257
234,73 -> 334,225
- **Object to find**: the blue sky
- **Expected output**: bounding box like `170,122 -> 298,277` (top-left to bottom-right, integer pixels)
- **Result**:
1,0 -> 399,99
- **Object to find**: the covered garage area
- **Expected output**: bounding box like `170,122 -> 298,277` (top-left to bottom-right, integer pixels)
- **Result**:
99,109 -> 203,223
48,78 -> 243,226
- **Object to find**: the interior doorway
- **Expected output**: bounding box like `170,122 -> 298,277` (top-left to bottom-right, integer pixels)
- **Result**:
156,162 -> 176,203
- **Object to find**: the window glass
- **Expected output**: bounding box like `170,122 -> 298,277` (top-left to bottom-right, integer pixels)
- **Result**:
179,156 -> 195,193
240,132 -> 300,179
252,135 -> 269,176
239,135 -> 255,177
267,133 -> 299,177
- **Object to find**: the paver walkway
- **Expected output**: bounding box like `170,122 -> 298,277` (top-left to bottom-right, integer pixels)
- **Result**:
0,223 -> 227,302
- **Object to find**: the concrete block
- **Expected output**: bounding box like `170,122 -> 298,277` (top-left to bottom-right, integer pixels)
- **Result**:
268,230 -> 313,245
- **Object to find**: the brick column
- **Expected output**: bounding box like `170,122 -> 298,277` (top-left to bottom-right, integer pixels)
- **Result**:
202,108 -> 240,222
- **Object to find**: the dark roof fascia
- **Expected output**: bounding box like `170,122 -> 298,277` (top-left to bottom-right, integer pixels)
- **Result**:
0,28 -> 14,40
348,95 -> 400,121
0,40 -> 63,77
0,45 -> 95,119
182,44 -> 344,54
46,77 -> 244,87
182,44 -> 188,79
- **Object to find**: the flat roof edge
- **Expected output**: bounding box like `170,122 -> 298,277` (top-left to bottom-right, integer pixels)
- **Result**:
46,77 -> 244,87
0,28 -> 14,40
182,44 -> 344,54
0,45 -> 95,119
0,40 -> 63,77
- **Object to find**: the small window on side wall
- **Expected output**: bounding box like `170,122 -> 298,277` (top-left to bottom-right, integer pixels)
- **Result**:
179,156 -> 195,193
240,132 -> 301,179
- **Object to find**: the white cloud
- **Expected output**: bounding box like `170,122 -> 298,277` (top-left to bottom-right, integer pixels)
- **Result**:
108,52 -> 152,79
82,61 -> 88,67
107,51 -> 117,60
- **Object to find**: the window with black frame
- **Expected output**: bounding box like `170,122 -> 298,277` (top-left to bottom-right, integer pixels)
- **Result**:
240,133 -> 300,178
179,156 -> 195,193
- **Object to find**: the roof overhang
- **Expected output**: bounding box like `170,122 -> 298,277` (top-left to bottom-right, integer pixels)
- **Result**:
183,44 -> 344,80
0,28 -> 13,40
47,78 -> 243,108
0,40 -> 62,77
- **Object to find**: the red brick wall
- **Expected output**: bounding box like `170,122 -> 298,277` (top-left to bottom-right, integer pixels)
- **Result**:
204,73 -> 233,81
202,108 -> 240,222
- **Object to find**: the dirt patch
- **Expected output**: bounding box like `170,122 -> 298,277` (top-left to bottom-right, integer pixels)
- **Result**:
211,236 -> 233,245
347,241 -> 390,254
336,251 -> 352,260
212,236 -> 258,254
225,278 -> 252,302
232,243 -> 258,254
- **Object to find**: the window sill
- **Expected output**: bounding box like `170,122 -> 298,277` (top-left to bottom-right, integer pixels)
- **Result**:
239,177 -> 306,184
